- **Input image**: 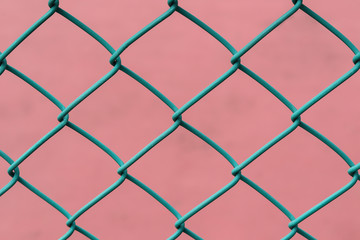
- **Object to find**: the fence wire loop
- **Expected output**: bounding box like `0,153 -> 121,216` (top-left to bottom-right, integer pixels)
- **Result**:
168,0 -> 178,7
1,0 -> 359,239
109,55 -> 121,67
48,0 -> 59,8
348,164 -> 360,178
0,52 -> 7,75
230,54 -> 241,66
353,53 -> 360,65
291,0 -> 302,5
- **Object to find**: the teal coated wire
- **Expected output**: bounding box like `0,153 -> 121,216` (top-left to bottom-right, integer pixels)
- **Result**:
1,0 -> 359,239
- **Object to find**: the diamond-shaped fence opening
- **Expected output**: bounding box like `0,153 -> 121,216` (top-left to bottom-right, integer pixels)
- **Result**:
1,0 -> 360,239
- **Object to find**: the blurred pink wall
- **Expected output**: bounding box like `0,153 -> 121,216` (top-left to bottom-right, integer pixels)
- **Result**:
1,0 -> 360,239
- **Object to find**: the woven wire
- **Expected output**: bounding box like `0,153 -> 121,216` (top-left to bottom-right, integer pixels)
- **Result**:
1,0 -> 360,239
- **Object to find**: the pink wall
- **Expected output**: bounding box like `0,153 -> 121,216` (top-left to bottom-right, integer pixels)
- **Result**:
1,0 -> 360,239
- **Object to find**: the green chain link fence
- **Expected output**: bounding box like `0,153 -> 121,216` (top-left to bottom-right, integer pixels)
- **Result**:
1,0 -> 360,239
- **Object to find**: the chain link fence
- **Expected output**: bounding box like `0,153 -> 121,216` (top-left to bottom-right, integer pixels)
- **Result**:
1,0 -> 360,239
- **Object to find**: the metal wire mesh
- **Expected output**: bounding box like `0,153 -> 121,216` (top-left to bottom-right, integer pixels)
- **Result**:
1,0 -> 360,239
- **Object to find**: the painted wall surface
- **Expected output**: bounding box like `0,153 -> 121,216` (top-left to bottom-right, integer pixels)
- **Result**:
1,0 -> 360,239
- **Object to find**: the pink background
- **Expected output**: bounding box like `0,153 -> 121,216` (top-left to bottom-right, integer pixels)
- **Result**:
1,0 -> 360,239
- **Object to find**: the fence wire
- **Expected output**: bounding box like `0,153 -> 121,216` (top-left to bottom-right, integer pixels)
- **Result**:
1,0 -> 360,239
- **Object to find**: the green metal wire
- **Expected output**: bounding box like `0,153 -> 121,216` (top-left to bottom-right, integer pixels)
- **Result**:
1,0 -> 359,239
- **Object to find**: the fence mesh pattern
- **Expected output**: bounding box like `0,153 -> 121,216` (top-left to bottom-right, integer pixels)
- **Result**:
1,0 -> 360,239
